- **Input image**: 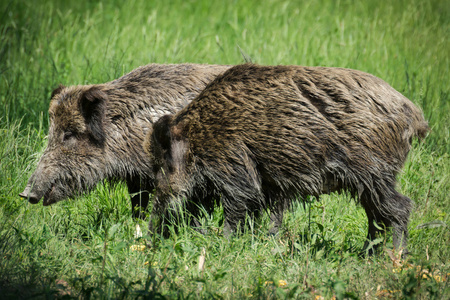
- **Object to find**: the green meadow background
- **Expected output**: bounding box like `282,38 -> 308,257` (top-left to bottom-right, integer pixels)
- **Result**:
1,0 -> 448,298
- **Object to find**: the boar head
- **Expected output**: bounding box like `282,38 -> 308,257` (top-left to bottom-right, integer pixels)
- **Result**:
19,85 -> 109,205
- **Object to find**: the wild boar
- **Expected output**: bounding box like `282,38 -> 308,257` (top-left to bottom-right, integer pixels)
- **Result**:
19,63 -> 230,217
146,63 -> 428,253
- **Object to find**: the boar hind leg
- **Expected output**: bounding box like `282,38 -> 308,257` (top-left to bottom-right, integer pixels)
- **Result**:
389,191 -> 411,253
126,176 -> 153,219
361,188 -> 411,255
361,189 -> 389,255
362,208 -> 386,256
376,190 -> 411,254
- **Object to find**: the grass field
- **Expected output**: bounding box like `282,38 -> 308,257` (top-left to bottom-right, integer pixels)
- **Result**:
1,0 -> 449,298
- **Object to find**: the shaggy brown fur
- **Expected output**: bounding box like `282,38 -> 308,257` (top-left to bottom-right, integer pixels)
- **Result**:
19,63 -> 230,217
146,63 -> 428,253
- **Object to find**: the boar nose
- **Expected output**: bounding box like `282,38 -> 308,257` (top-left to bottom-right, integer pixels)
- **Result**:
19,189 -> 41,204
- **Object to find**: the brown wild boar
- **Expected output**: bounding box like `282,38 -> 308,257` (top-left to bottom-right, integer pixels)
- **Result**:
146,63 -> 428,253
19,63 -> 230,217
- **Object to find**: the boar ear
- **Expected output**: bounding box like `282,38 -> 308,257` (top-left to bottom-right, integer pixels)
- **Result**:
152,115 -> 173,151
80,86 -> 107,146
51,84 -> 66,99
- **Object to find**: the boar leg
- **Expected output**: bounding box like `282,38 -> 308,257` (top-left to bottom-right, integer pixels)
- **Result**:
269,211 -> 283,235
263,189 -> 283,235
361,189 -> 388,255
148,199 -> 175,239
221,193 -> 251,237
361,187 -> 411,255
372,189 -> 411,254
185,194 -> 217,235
222,203 -> 246,237
363,209 -> 386,255
388,191 -> 411,253
268,197 -> 286,236
126,176 -> 153,219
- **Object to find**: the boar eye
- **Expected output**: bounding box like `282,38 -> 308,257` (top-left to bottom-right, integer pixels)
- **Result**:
63,131 -> 75,141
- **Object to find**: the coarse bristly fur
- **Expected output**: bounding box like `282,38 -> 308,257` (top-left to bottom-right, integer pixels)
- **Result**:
146,63 -> 429,254
19,63 -> 231,217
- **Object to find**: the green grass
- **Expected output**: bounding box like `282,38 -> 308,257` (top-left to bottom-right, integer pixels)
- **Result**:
1,0 -> 449,298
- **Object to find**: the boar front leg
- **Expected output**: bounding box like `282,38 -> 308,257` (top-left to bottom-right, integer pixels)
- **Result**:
126,176 -> 153,219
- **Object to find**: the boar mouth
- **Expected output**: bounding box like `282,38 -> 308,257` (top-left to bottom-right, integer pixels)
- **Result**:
26,194 -> 41,204
19,185 -> 41,204
42,185 -> 57,206
19,184 -> 58,206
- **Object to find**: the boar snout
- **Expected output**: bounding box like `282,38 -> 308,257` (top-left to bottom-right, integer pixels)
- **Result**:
19,185 -> 41,204
19,176 -> 57,206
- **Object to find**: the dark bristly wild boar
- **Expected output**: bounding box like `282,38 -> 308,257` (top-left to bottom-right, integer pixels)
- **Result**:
146,63 -> 428,253
19,63 -> 230,217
